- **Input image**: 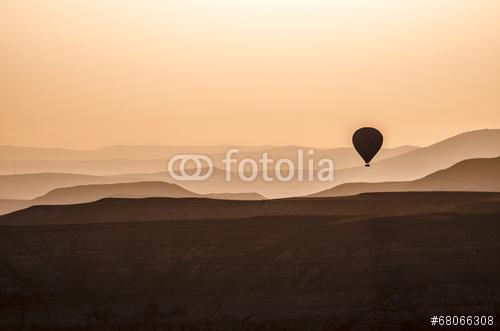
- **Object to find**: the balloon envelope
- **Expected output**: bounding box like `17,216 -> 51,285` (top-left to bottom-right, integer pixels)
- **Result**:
352,127 -> 383,167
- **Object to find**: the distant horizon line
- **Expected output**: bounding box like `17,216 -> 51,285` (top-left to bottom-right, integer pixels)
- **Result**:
1,128 -> 497,151
0,143 -> 419,151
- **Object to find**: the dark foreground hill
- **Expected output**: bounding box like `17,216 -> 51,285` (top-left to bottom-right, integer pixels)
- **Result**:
0,206 -> 499,329
0,192 -> 499,330
1,191 -> 500,225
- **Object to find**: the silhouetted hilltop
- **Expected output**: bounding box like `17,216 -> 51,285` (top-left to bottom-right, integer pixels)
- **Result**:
205,192 -> 266,200
0,199 -> 26,216
0,173 -> 117,199
28,181 -> 203,206
27,181 -> 265,207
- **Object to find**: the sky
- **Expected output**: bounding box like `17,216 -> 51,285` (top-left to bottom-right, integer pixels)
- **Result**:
1,0 -> 499,149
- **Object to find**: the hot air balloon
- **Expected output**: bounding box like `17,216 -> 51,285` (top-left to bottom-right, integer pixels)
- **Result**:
352,127 -> 383,167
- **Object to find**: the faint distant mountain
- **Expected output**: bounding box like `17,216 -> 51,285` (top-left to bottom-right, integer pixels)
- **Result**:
207,145 -> 419,170
0,159 -> 174,177
2,192 -> 499,225
0,145 -> 273,161
311,156 -> 500,197
0,145 -> 417,175
2,129 -> 499,200
332,129 -> 500,186
0,145 -> 272,176
112,129 -> 500,198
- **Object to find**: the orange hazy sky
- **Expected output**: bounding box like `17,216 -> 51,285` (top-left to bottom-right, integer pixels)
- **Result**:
1,0 -> 499,148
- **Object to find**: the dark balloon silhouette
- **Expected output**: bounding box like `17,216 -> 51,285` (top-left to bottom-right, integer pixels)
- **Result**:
352,127 -> 383,167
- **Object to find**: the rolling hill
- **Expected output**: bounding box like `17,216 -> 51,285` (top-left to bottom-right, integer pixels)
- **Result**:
0,173 -> 118,199
0,182 -> 265,215
311,156 -> 500,197
114,129 -> 500,198
2,192 -> 499,225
